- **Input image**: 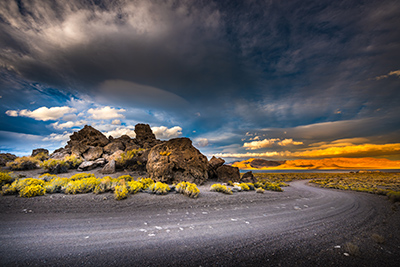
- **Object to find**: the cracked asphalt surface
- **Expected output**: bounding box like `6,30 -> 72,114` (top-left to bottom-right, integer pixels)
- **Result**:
1,180 -> 399,266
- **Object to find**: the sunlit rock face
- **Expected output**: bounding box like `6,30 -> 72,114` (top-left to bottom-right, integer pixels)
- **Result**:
146,138 -> 209,185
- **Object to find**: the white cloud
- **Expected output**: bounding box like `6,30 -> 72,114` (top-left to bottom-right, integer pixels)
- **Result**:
103,127 -> 136,139
277,138 -> 303,146
152,126 -> 182,140
5,110 -> 18,117
243,138 -> 279,150
194,138 -> 209,147
52,120 -> 87,130
88,106 -> 125,120
6,106 -> 77,121
42,131 -> 72,145
112,119 -> 121,125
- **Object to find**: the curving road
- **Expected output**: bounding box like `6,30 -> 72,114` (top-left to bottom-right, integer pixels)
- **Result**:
1,180 -> 399,266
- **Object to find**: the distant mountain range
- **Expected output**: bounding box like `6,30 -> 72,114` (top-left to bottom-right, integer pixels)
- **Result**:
231,157 -> 400,170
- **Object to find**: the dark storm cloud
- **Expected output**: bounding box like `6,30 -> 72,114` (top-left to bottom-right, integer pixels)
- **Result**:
1,0 -> 399,158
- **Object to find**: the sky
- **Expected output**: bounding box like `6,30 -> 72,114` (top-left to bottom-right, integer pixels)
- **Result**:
0,0 -> 400,161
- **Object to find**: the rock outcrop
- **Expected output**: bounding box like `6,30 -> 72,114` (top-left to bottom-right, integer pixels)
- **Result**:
101,160 -> 116,174
216,165 -> 240,183
0,153 -> 17,166
208,156 -> 225,179
134,124 -> 161,149
240,171 -> 257,183
146,138 -> 209,185
31,148 -> 49,157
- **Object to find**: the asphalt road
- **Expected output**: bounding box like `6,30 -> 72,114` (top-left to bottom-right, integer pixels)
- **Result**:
1,180 -> 399,266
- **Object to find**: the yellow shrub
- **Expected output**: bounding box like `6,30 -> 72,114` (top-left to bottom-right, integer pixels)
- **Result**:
64,178 -> 100,194
117,175 -> 135,181
19,184 -> 45,197
114,184 -> 129,200
40,159 -> 69,173
12,178 -> 45,191
45,177 -> 69,193
387,191 -> 400,203
238,183 -> 250,191
256,187 -> 264,193
210,184 -> 233,195
1,184 -> 16,195
6,156 -> 39,170
176,181 -> 200,198
116,149 -> 144,167
33,152 -> 49,161
139,177 -> 154,189
0,171 -> 14,186
39,173 -> 59,181
70,173 -> 96,180
148,182 -> 170,195
126,180 -> 143,194
93,177 -> 113,194
64,155 -> 83,169
159,151 -> 171,156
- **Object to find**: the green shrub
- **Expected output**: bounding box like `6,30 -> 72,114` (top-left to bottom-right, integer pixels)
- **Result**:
64,178 -> 100,194
264,182 -> 283,192
139,177 -> 154,189
19,184 -> 45,197
0,171 -> 14,186
148,182 -> 170,195
64,155 -> 83,169
210,184 -> 233,195
114,184 -> 129,200
176,181 -> 200,198
40,159 -> 69,174
45,177 -> 69,193
6,156 -> 39,170
70,173 -> 96,180
387,191 -> 400,203
126,180 -> 143,194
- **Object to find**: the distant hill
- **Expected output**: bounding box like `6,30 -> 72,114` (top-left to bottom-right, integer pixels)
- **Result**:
231,157 -> 400,170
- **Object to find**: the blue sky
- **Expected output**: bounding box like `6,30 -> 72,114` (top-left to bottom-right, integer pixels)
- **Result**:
0,0 -> 399,160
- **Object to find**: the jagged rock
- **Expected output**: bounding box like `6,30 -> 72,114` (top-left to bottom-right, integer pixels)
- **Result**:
134,124 -> 161,149
216,165 -> 240,183
69,141 -> 89,157
78,161 -> 97,171
146,138 -> 209,185
50,148 -> 70,159
94,158 -> 106,166
208,156 -> 225,179
68,125 -> 109,147
240,171 -> 257,183
0,153 -> 17,166
105,150 -> 124,162
101,160 -> 116,174
104,141 -> 125,154
31,148 -> 49,157
83,147 -> 103,161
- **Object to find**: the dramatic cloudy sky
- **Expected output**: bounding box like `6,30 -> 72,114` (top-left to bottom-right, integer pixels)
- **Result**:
1,0 -> 399,160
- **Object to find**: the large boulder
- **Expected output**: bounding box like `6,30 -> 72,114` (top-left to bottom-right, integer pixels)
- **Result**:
134,124 -> 160,149
103,141 -> 125,154
240,171 -> 257,183
146,138 -> 209,185
78,158 -> 106,171
50,148 -> 70,159
68,125 -> 109,147
83,146 -> 103,161
208,156 -> 225,179
101,160 -> 116,174
216,165 -> 240,183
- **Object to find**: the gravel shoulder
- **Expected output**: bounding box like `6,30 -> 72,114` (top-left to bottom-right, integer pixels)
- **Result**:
1,172 -> 399,266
